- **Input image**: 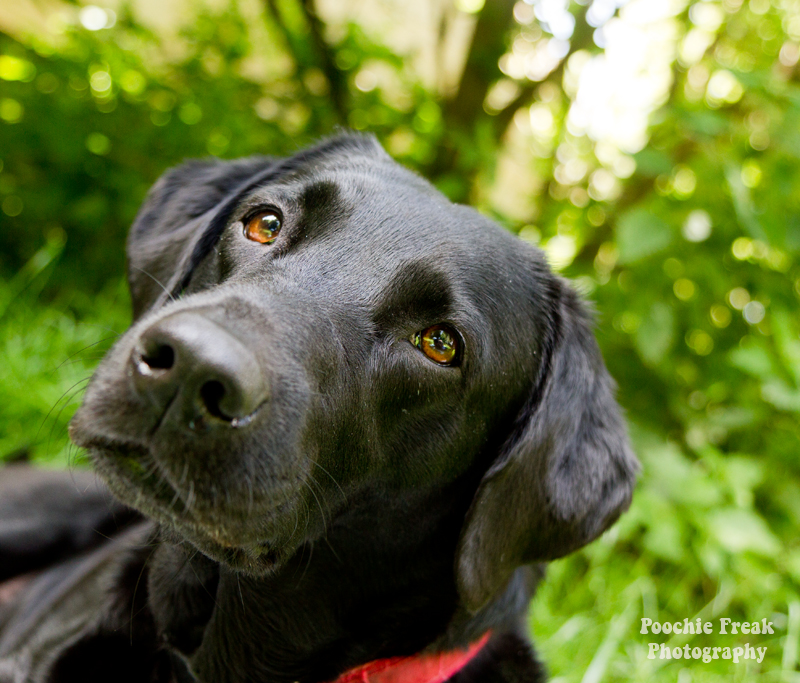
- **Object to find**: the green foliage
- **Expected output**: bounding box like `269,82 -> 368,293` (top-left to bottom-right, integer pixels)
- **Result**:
0,242 -> 129,466
1,0 -> 799,680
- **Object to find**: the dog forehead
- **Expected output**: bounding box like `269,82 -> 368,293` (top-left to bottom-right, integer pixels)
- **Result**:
228,159 -> 549,328
253,159 -> 502,259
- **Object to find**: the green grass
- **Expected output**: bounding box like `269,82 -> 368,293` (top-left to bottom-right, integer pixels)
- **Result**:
0,244 -> 130,466
530,422 -> 800,682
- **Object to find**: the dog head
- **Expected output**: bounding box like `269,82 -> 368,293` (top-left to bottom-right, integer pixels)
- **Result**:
70,134 -> 637,613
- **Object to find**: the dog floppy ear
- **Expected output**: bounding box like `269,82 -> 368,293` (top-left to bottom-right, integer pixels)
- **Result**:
456,281 -> 638,612
127,157 -> 275,319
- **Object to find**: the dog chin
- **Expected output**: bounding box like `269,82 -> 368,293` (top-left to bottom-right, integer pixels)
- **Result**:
186,533 -> 284,575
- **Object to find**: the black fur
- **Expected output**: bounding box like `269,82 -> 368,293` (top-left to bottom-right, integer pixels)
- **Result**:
0,134 -> 638,683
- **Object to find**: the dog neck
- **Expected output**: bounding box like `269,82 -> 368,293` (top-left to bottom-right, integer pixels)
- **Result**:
148,483 -> 535,683
169,631 -> 495,683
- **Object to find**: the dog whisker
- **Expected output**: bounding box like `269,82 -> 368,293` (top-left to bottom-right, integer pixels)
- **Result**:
322,537 -> 342,565
43,379 -> 93,461
169,485 -> 183,510
129,543 -> 160,645
301,477 -> 327,533
281,485 -> 301,546
131,265 -> 176,304
55,356 -> 108,368
186,481 -> 195,513
246,471 -> 255,517
297,539 -> 314,585
237,574 -> 245,611
306,457 -> 346,504
178,461 -> 189,489
52,336 -> 118,373
35,375 -> 91,448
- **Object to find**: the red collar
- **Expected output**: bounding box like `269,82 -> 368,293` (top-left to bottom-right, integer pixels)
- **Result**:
330,632 -> 492,683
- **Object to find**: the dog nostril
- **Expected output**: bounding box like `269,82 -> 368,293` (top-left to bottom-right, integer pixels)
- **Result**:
200,380 -> 228,419
141,343 -> 175,371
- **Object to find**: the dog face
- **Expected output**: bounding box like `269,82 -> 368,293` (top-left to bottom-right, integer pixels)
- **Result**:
70,135 -> 637,612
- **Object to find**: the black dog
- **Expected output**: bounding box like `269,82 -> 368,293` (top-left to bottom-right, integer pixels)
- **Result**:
0,134 -> 637,683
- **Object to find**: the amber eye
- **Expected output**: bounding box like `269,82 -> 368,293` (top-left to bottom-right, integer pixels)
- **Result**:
244,211 -> 282,244
411,324 -> 462,366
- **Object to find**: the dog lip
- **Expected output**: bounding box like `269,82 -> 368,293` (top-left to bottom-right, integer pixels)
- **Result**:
186,492 -> 294,528
76,441 -> 299,561
68,422 -> 148,453
78,441 -> 300,514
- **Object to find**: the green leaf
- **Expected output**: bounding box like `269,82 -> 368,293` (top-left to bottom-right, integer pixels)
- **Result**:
633,148 -> 672,177
643,510 -> 686,562
762,380 -> 800,412
615,207 -> 672,264
708,508 -> 781,557
772,310 -> 800,385
729,344 -> 777,380
634,302 -> 674,366
725,165 -> 768,242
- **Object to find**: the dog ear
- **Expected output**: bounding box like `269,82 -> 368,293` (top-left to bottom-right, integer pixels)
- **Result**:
456,280 -> 638,612
126,157 -> 276,319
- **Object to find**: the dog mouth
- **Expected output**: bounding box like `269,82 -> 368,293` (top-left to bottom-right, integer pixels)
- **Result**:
82,438 -> 300,572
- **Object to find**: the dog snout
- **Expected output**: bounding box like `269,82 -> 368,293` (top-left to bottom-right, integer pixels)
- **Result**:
132,311 -> 268,427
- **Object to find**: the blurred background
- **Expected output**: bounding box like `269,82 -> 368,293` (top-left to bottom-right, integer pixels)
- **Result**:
1,0 -> 799,680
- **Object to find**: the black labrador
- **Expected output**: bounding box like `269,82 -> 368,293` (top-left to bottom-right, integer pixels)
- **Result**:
0,134 -> 638,683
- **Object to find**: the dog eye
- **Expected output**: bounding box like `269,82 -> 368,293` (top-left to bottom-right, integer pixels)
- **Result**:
244,211 -> 282,244
411,324 -> 462,366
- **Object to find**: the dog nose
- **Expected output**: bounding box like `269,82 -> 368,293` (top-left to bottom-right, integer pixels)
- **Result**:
131,312 -> 268,426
